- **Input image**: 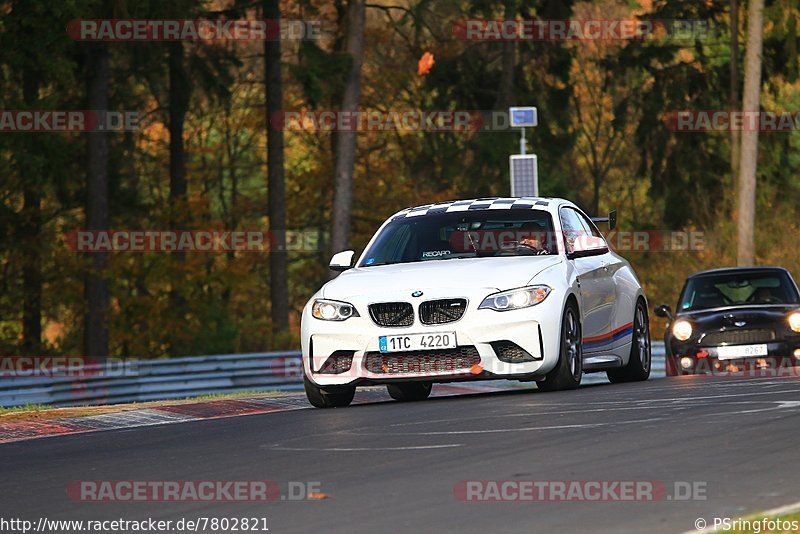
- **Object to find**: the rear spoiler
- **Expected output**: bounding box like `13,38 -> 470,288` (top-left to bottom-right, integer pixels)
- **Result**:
591,210 -> 617,231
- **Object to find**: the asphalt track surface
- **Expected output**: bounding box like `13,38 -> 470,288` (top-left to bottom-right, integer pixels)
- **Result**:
2,374 -> 800,534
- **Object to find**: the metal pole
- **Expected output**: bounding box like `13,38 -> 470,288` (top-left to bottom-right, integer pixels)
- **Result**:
520,127 -> 526,155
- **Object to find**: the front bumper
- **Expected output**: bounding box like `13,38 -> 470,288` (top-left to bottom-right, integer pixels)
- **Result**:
302,291 -> 564,387
667,340 -> 800,376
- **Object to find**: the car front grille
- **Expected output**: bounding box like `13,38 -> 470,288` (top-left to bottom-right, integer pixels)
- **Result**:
368,302 -> 414,327
364,347 -> 480,375
702,329 -> 776,346
419,299 -> 467,325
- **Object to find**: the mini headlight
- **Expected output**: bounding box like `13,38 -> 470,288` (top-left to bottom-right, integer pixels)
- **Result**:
672,319 -> 693,341
311,299 -> 358,321
479,285 -> 551,312
789,311 -> 800,332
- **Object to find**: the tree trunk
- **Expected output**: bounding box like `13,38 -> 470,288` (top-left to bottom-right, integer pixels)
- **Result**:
20,67 -> 42,357
167,41 -> 190,354
730,0 -> 740,192
330,0 -> 365,262
84,42 -> 110,361
494,1 -> 517,112
263,0 -> 289,334
168,41 -> 189,219
737,0 -> 764,266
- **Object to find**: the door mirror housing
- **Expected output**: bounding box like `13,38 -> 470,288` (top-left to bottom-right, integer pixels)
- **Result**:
590,209 -> 617,231
567,234 -> 608,259
329,250 -> 355,272
654,304 -> 674,320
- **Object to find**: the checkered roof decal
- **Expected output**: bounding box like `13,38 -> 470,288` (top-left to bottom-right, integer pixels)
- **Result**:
391,197 -> 552,220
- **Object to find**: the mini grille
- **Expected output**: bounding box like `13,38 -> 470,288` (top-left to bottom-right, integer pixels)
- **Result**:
702,329 -> 776,346
318,351 -> 355,374
491,341 -> 538,363
369,302 -> 414,327
364,347 -> 480,375
419,299 -> 467,325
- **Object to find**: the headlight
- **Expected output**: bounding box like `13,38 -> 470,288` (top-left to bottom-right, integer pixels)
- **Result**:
789,311 -> 800,332
672,319 -> 693,341
478,285 -> 551,312
311,299 -> 359,321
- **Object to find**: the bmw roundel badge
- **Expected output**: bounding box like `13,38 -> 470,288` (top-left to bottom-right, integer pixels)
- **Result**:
412,291 -> 423,297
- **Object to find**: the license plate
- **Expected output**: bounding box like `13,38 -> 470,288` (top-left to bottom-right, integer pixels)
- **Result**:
379,332 -> 457,353
716,344 -> 768,360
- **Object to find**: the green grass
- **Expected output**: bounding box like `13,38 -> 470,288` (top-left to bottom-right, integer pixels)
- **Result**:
190,390 -> 283,401
0,404 -> 49,415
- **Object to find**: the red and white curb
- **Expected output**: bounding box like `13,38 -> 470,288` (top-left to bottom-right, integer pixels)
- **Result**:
0,383 -> 514,444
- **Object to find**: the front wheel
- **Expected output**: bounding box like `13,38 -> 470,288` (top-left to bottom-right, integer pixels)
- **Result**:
387,382 -> 432,402
607,299 -> 651,383
304,376 -> 355,408
537,301 -> 582,392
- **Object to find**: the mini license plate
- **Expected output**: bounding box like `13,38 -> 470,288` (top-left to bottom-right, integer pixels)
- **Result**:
379,332 -> 457,353
716,344 -> 768,360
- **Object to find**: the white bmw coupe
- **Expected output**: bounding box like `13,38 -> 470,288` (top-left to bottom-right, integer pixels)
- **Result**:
301,197 -> 651,407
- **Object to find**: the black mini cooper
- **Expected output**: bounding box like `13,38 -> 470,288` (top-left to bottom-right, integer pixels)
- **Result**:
655,267 -> 800,375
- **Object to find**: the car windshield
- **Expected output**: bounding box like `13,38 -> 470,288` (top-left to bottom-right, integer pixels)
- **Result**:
359,209 -> 557,267
679,271 -> 800,311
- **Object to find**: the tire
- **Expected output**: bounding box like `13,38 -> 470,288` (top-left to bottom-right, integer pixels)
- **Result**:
607,299 -> 651,383
303,376 -> 355,408
537,300 -> 582,392
387,382 -> 432,402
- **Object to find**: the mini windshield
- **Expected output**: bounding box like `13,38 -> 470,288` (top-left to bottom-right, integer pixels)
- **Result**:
359,210 -> 557,267
679,270 -> 800,311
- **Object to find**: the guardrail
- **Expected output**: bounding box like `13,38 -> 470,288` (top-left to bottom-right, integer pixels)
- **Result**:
0,343 -> 666,408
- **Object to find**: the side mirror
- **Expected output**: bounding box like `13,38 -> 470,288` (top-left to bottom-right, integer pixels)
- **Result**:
329,250 -> 355,272
654,304 -> 673,320
590,209 -> 617,231
568,234 -> 608,259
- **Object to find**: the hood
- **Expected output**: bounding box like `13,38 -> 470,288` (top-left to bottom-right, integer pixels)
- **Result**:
323,256 -> 563,299
678,304 -> 799,331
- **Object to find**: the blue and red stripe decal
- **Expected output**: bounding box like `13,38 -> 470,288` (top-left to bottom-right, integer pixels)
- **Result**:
583,322 -> 634,350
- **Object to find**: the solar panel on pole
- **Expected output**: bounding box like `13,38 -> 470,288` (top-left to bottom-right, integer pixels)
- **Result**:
510,155 -> 538,197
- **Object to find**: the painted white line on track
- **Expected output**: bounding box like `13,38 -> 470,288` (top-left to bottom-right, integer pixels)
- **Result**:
355,417 -> 663,436
384,400 -> 796,428
268,444 -> 464,451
